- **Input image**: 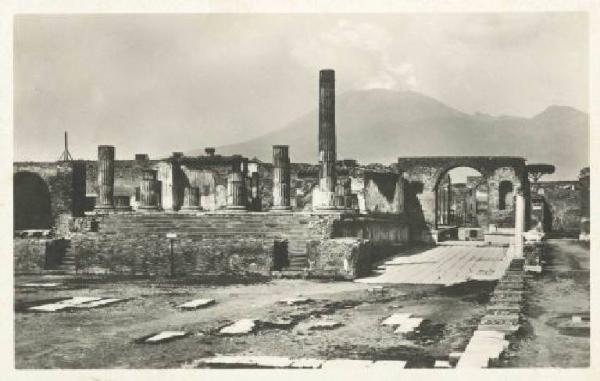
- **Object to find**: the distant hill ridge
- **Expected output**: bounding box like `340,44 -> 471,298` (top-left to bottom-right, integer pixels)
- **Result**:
186,89 -> 588,180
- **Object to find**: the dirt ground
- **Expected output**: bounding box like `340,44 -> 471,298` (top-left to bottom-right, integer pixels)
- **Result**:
14,239 -> 590,369
15,273 -> 494,368
501,239 -> 590,368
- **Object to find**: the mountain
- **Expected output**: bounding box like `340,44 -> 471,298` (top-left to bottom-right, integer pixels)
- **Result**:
187,89 -> 589,180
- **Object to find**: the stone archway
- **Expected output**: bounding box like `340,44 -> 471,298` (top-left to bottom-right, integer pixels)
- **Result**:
397,156 -> 530,242
14,172 -> 52,230
433,166 -> 488,229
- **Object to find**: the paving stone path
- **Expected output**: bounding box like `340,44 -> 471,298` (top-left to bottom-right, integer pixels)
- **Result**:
356,243 -> 509,285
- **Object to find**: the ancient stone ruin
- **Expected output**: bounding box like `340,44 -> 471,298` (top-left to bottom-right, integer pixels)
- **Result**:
12,69 -> 590,278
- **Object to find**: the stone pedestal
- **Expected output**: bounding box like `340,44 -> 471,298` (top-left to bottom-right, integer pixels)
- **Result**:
139,169 -> 160,210
95,145 -> 115,210
114,195 -> 132,211
181,186 -> 201,210
271,145 -> 292,211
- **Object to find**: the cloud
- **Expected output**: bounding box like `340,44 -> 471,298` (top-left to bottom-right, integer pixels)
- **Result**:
290,19 -> 418,91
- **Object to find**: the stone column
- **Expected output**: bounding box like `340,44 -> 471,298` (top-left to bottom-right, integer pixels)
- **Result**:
181,186 -> 201,210
139,169 -> 160,210
271,145 -> 292,211
227,157 -> 247,211
95,145 -> 115,210
514,187 -> 526,258
317,69 -> 337,209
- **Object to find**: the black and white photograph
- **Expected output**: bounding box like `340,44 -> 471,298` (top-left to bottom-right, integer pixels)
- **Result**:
3,0 -> 597,376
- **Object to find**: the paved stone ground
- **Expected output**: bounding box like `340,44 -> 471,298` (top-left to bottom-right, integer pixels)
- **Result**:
356,243 -> 509,285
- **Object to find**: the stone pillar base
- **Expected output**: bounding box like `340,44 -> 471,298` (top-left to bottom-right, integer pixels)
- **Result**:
270,206 -> 292,212
180,206 -> 202,211
94,205 -> 115,210
137,206 -> 161,212
225,206 -> 247,212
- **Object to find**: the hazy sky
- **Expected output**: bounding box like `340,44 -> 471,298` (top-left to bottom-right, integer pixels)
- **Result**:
14,13 -> 588,161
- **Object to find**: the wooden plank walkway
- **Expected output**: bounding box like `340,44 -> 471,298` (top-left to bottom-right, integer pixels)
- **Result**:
355,243 -> 509,285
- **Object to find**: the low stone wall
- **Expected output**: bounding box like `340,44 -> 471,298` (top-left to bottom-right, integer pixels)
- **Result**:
72,235 -> 273,276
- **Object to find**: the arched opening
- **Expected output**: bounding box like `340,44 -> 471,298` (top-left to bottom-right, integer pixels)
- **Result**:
14,172 -> 52,230
435,167 -> 488,229
498,180 -> 514,210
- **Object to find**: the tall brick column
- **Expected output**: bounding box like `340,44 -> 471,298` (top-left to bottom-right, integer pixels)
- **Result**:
316,69 -> 337,210
139,169 -> 160,210
95,145 -> 115,210
181,186 -> 201,210
272,145 -> 291,211
227,157 -> 247,211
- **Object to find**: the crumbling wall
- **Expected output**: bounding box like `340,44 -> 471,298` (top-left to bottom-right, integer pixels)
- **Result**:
14,238 -> 48,274
306,238 -> 372,279
13,238 -> 69,274
534,181 -> 582,234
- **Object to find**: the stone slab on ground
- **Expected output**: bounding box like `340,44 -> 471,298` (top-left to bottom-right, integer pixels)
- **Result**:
278,297 -> 312,306
367,360 -> 407,370
145,331 -> 188,343
19,283 -> 61,288
320,359 -> 374,370
434,360 -> 451,368
307,320 -> 343,330
480,314 -> 519,326
28,296 -> 104,312
262,318 -> 295,328
193,355 -> 291,368
177,298 -> 216,310
289,358 -> 324,369
456,353 -> 491,368
71,298 -> 123,309
219,319 -> 257,335
477,324 -> 520,333
395,318 -> 424,334
381,313 -> 413,326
